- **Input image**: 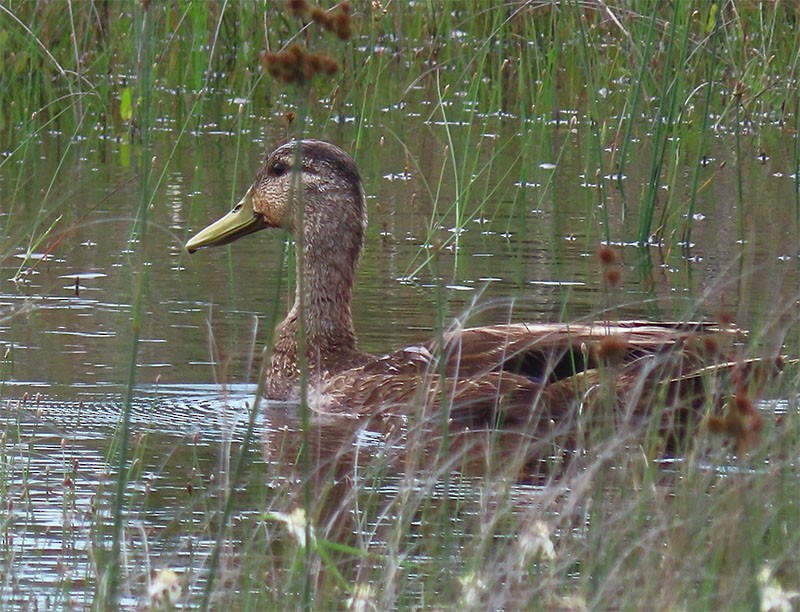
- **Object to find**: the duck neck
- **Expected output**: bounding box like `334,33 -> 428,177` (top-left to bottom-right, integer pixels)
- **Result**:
291,234 -> 359,355
269,225 -> 362,396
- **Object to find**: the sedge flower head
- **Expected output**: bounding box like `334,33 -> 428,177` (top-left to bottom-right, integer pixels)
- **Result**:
266,507 -> 315,548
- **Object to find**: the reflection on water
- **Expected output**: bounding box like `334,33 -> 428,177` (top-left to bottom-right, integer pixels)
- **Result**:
0,383 -> 567,606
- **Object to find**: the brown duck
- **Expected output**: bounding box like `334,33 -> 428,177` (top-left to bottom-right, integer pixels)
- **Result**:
186,139 -> 782,452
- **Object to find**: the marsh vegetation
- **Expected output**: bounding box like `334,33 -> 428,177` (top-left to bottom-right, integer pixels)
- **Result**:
0,1 -> 799,609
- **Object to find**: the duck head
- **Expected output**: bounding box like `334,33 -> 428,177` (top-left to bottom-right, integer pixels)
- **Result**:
185,139 -> 366,258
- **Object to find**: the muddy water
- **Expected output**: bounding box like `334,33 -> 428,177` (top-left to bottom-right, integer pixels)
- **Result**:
1,112 -> 798,604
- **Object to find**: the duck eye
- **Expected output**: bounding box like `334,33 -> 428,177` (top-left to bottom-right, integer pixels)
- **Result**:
270,161 -> 288,177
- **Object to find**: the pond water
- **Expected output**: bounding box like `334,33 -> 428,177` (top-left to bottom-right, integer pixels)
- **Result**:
1,90 -> 799,606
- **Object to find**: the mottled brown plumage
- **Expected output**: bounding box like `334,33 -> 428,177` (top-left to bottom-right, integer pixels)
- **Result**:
186,140 -> 782,451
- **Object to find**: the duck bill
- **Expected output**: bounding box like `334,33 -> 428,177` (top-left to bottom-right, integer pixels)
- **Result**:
186,187 -> 268,253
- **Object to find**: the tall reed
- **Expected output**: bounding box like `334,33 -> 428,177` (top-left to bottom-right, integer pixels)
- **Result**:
103,3 -> 156,607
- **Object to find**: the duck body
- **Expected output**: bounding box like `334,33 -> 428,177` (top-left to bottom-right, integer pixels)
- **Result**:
186,140 -> 781,450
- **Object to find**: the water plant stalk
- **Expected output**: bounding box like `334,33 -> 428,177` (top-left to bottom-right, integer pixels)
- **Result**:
106,3 -> 154,606
682,5 -> 722,249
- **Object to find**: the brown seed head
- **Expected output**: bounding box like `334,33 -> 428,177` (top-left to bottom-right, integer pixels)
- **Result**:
287,0 -> 309,18
733,393 -> 755,416
717,309 -> 734,327
334,12 -> 352,39
310,5 -> 331,27
596,245 -> 618,266
706,393 -> 763,453
604,267 -> 621,288
702,335 -> 720,357
319,55 -> 340,75
597,335 -> 628,365
263,44 -> 339,85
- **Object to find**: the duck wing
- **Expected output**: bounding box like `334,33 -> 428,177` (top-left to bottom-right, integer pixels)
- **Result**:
315,320 -> 782,451
436,320 -> 735,381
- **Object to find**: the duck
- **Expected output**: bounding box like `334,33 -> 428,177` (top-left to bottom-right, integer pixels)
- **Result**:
186,139 -> 783,452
